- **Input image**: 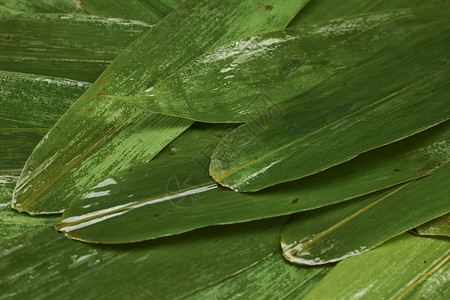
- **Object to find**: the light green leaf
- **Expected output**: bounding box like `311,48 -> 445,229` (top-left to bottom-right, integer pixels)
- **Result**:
0,0 -> 84,15
56,121 -> 449,243
414,213 -> 450,237
288,0 -> 447,27
114,8 -> 444,123
0,70 -> 90,172
281,163 -> 450,265
187,252 -> 333,300
0,14 -> 151,81
80,0 -> 182,24
12,0 -> 308,215
302,233 -> 450,300
210,21 -> 450,191
0,217 -> 286,299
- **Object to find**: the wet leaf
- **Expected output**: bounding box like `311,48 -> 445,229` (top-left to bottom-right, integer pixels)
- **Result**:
0,14 -> 151,81
187,252 -> 333,300
0,217 -> 286,299
302,233 -> 450,300
80,0 -> 182,23
115,8 -> 444,123
414,213 -> 450,237
288,0 -> 447,27
281,163 -> 450,265
210,21 -> 450,191
56,122 -> 450,243
0,0 -> 84,15
12,0 -> 307,215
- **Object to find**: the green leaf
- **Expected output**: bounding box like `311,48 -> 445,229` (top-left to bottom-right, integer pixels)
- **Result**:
56,121 -> 449,243
80,0 -> 182,24
414,213 -> 450,237
210,21 -> 450,192
0,14 -> 151,81
12,0 -> 308,215
114,8 -> 445,123
0,174 -> 58,242
281,163 -> 450,265
0,70 -> 90,172
0,217 -> 286,299
187,252 -> 333,300
0,0 -> 84,15
302,233 -> 450,300
288,0 -> 448,27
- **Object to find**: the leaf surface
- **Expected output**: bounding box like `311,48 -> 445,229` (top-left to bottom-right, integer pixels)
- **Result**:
302,233 -> 450,300
115,8 -> 444,122
0,218 -> 285,300
12,0 -> 307,215
210,22 -> 450,191
0,0 -> 83,15
281,163 -> 450,265
0,14 -> 151,81
414,213 -> 450,237
56,122 -> 450,243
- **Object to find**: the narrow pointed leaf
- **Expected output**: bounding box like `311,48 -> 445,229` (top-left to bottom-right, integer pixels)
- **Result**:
0,218 -> 286,300
81,0 -> 182,24
288,0 -> 447,27
302,233 -> 450,300
57,122 -> 450,243
414,213 -> 450,237
281,163 -> 450,265
0,0 -> 84,15
187,253 -> 333,300
0,71 -> 90,172
0,14 -> 151,81
12,0 -> 307,215
116,8 -> 444,123
210,22 -> 450,191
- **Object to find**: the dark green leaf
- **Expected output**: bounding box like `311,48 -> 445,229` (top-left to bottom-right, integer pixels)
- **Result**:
116,8 -> 445,122
12,0 -> 307,215
56,122 -> 449,243
0,0 -> 84,15
210,22 -> 450,191
0,217 -> 286,299
302,233 -> 450,299
281,163 -> 450,265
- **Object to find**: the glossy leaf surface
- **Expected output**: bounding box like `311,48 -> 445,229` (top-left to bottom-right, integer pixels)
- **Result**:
187,253 -> 333,300
288,0 -> 447,27
57,122 -> 450,243
0,217 -> 286,300
81,0 -> 182,23
0,0 -> 83,15
210,22 -> 450,191
414,213 -> 450,237
0,71 -> 90,172
12,0 -> 307,215
0,14 -> 151,81
117,8 -> 444,123
281,163 -> 450,265
302,233 -> 450,300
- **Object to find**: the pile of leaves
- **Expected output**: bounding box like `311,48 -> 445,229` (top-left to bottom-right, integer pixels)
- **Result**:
1,0 -> 449,299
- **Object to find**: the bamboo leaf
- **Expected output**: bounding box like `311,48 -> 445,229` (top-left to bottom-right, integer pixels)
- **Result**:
12,0 -> 307,215
186,253 -> 333,300
0,0 -> 84,15
114,8 -> 445,123
0,218 -> 286,299
413,213 -> 450,237
302,233 -> 450,300
80,0 -> 182,24
288,0 -> 447,27
56,122 -> 450,243
281,163 -> 450,265
210,21 -> 450,192
0,70 -> 90,172
0,14 -> 151,81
